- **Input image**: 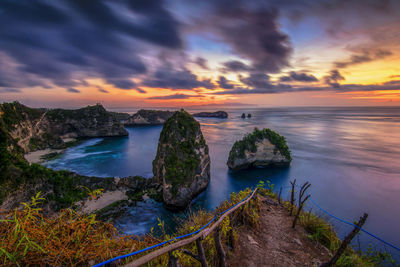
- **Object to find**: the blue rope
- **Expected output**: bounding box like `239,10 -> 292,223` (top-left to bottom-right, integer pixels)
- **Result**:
308,196 -> 400,252
92,189 -> 255,267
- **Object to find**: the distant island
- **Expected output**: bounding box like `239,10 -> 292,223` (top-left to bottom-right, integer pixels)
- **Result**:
192,111 -> 228,118
123,109 -> 175,126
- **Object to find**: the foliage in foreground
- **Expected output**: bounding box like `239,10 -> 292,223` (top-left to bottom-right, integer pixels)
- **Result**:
298,199 -> 398,266
0,188 -> 259,267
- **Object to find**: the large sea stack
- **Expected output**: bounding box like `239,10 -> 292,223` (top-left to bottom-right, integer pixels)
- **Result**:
227,128 -> 292,171
152,109 -> 210,210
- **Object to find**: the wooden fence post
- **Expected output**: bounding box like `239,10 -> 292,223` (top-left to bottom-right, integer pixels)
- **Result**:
289,179 -> 296,215
182,239 -> 208,267
320,213 -> 368,267
278,186 -> 282,204
214,227 -> 226,267
292,181 -> 311,229
168,250 -> 181,267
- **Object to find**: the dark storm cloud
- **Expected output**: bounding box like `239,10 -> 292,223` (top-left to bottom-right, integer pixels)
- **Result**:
142,68 -> 215,90
66,88 -> 80,93
279,71 -> 318,82
147,93 -> 201,100
98,88 -> 109,93
324,69 -> 345,88
0,88 -> 21,93
192,1 -> 291,73
194,57 -> 209,69
334,49 -> 393,68
221,60 -> 251,72
213,81 -> 400,95
240,73 -> 274,89
217,76 -> 235,89
0,0 -> 181,91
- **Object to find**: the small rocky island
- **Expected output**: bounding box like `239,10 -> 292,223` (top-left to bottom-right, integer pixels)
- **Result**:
227,128 -> 291,171
123,109 -> 174,126
192,111 -> 228,118
153,109 -> 210,210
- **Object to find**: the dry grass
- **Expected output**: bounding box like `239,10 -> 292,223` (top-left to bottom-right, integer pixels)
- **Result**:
0,192 -> 158,266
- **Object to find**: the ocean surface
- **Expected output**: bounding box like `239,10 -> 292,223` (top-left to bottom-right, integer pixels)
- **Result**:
45,107 -> 400,257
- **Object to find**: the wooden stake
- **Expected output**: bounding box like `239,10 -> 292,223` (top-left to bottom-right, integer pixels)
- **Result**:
289,179 -> 297,216
292,182 -> 311,229
320,213 -> 368,267
214,227 -> 226,267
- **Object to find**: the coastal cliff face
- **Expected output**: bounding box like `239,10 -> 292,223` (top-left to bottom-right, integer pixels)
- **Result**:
124,109 -> 174,126
193,111 -> 228,118
152,110 -> 210,210
0,102 -> 127,153
227,128 -> 291,171
0,102 -> 157,212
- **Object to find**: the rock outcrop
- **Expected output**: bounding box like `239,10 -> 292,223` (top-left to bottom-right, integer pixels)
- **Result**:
152,110 -> 210,210
124,109 -> 174,126
227,128 -> 291,171
0,102 -> 128,153
193,111 -> 228,118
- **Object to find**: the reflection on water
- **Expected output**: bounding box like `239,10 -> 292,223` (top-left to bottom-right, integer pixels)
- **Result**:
45,107 -> 400,257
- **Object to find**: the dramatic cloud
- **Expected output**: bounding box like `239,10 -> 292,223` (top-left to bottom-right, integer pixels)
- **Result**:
191,1 -> 292,73
194,57 -> 209,69
221,60 -> 251,72
0,88 -> 21,93
324,70 -> 345,88
66,88 -> 80,93
0,0 -> 181,91
217,76 -> 235,89
142,67 -> 215,90
334,49 -> 393,68
240,73 -> 274,89
279,71 -> 318,82
147,93 -> 201,100
98,88 -> 109,93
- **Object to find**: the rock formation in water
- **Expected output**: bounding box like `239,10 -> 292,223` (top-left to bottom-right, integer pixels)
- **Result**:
0,102 -> 128,153
241,113 -> 246,119
193,111 -> 228,118
247,113 -> 252,118
152,109 -> 210,210
124,109 -> 174,126
227,128 -> 291,171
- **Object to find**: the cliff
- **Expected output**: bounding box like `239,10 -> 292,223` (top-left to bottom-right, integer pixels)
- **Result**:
124,109 -> 174,126
0,102 -> 128,153
152,109 -> 210,210
0,102 -> 155,212
193,111 -> 228,118
227,128 -> 291,171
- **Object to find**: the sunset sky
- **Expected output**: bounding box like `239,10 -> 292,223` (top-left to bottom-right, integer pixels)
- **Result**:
1,0 -> 400,108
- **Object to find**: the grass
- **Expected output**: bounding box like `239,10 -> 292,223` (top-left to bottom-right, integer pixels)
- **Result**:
0,188 -> 259,266
298,204 -> 398,266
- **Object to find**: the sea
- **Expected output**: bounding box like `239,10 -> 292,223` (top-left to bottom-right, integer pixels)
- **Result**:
44,106 -> 400,258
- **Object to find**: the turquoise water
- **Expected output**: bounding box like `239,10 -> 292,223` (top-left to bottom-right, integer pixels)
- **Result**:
45,107 -> 400,257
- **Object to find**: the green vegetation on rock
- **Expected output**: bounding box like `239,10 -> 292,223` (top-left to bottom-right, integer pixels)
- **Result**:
153,109 -> 208,197
0,101 -> 45,131
228,127 -> 292,162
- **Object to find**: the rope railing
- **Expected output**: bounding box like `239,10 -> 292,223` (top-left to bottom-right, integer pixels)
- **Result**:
92,188 -> 258,267
282,184 -> 400,253
92,181 -> 400,267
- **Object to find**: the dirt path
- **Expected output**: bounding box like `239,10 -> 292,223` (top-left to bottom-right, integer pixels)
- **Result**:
227,197 -> 332,267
